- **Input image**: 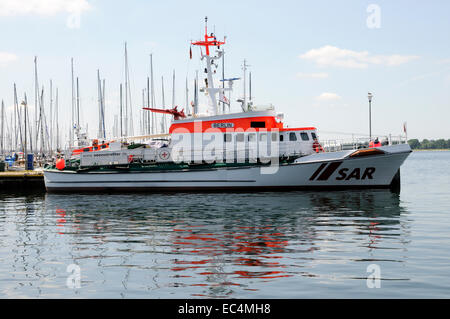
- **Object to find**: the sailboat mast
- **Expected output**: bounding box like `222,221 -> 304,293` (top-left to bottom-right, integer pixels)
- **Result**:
120,83 -> 123,137
147,76 -> 150,134
34,56 -> 39,155
172,70 -> 176,108
161,76 -> 166,133
222,49 -> 225,113
97,70 -> 102,138
185,76 -> 189,115
49,79 -> 53,152
71,58 -> 75,148
23,94 -> 27,157
102,79 -> 106,139
55,88 -> 59,150
76,77 -> 80,145
124,42 -> 129,137
1,100 -> 4,155
150,54 -> 156,134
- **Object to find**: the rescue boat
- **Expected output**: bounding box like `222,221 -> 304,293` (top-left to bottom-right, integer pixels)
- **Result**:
43,18 -> 411,192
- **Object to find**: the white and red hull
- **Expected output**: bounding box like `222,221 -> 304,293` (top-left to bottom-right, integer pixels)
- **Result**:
44,144 -> 410,192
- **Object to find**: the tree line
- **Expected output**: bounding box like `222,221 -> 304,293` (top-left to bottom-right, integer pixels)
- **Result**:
408,139 -> 450,150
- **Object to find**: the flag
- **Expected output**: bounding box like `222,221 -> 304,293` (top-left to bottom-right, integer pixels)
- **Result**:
189,46 -> 192,60
403,122 -> 407,134
220,94 -> 230,105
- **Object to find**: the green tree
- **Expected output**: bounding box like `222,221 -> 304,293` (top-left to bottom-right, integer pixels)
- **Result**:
408,139 -> 420,149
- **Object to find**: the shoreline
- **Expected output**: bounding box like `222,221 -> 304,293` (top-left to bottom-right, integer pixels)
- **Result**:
412,149 -> 450,151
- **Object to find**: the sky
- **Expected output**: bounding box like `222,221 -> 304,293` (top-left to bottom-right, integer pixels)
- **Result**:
0,0 -> 449,145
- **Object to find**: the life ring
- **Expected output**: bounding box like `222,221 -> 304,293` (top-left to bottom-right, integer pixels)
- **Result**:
158,149 -> 170,160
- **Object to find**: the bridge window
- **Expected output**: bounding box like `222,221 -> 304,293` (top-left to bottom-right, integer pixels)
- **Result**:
289,132 -> 297,141
259,133 -> 267,142
250,121 -> 265,128
311,132 -> 317,140
280,134 -> 284,142
224,133 -> 232,143
300,132 -> 309,141
271,133 -> 278,142
236,133 -> 245,142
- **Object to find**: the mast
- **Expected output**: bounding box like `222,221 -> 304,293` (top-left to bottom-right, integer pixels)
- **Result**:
102,79 -> 106,139
21,96 -> 27,158
141,89 -> 145,135
1,100 -> 4,155
191,16 -> 226,116
76,77 -> 80,144
150,54 -> 156,134
34,56 -> 39,155
39,87 -> 44,155
249,71 -> 252,102
172,69 -> 176,108
97,70 -> 102,138
194,71 -> 198,115
147,77 -> 150,134
13,83 -> 19,151
222,49 -> 225,113
124,42 -> 129,136
185,76 -> 189,115
71,58 -> 75,149
120,83 -> 123,137
124,42 -> 133,137
243,59 -> 247,111
55,88 -> 59,150
49,79 -> 53,152
161,76 -> 167,133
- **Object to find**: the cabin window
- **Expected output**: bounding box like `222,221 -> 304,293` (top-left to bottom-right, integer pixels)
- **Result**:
93,146 -> 99,150
248,133 -> 256,142
250,121 -> 266,128
83,148 -> 90,152
224,133 -> 232,143
289,132 -> 297,141
311,132 -> 317,140
236,133 -> 245,142
271,132 -> 278,142
280,134 -> 284,142
101,144 -> 107,149
259,133 -> 267,142
300,132 -> 309,141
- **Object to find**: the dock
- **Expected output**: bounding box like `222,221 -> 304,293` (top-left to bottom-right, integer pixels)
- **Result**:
0,170 -> 45,191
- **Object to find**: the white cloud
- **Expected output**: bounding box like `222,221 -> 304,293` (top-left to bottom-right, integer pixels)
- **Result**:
300,45 -> 419,69
316,92 -> 342,101
0,0 -> 91,16
296,72 -> 329,79
0,0 -> 91,28
0,52 -> 18,67
438,58 -> 450,64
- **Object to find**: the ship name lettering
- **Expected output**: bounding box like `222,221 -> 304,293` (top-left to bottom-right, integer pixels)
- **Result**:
336,167 -> 376,180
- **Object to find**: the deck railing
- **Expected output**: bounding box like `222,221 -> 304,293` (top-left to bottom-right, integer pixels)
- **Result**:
320,135 -> 408,153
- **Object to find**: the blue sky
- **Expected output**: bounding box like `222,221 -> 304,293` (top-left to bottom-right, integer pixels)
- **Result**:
0,0 -> 449,142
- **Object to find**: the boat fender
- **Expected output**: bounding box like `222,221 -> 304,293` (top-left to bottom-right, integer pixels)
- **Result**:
56,159 -> 65,170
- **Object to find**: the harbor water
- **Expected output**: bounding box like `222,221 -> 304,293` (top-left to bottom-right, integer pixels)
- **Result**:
0,150 -> 449,298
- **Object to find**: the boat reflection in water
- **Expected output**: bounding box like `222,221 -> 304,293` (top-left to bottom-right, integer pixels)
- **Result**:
37,189 -> 410,298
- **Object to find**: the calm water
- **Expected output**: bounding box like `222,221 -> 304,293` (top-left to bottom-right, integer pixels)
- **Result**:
0,151 -> 449,298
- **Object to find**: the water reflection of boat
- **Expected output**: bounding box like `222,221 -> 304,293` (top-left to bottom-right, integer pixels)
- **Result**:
41,190 -> 408,297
